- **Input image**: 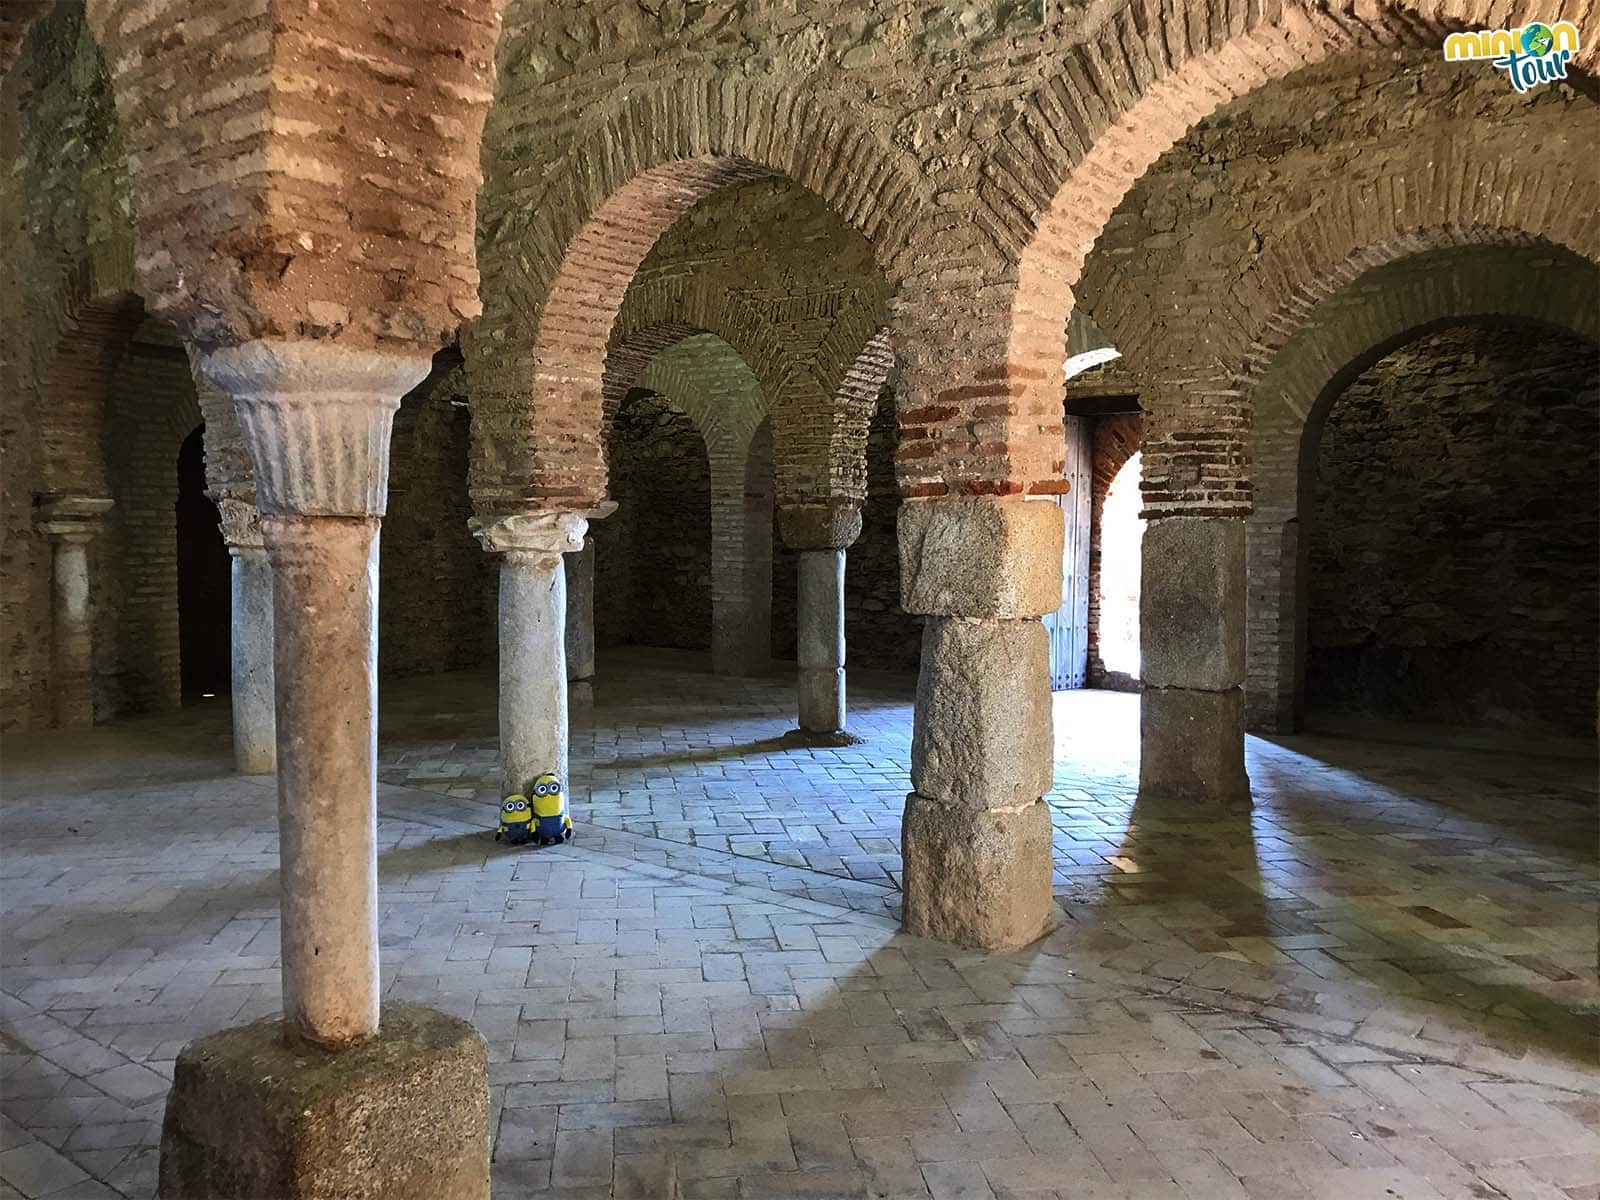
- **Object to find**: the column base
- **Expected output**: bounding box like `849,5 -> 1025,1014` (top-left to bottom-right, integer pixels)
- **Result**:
901,794 -> 1054,950
1139,687 -> 1251,809
159,1004 -> 488,1200
798,666 -> 846,734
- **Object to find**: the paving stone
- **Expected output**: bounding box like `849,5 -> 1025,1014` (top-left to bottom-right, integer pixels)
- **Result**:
1,657 -> 1594,1198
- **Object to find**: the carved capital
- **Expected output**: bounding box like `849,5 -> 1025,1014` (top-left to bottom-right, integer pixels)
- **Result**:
587,500 -> 619,522
216,497 -> 265,551
470,511 -> 588,566
777,497 -> 863,551
200,341 -> 432,519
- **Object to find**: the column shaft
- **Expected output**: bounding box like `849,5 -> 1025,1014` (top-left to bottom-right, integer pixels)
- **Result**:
230,547 -> 277,774
49,535 -> 96,727
898,494 -> 1064,949
500,552 -> 568,795
564,535 -> 596,705
796,549 -> 846,733
1138,515 -> 1250,806
265,516 -> 382,1046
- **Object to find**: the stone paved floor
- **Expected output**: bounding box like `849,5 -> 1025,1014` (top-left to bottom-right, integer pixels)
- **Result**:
2,649 -> 1596,1198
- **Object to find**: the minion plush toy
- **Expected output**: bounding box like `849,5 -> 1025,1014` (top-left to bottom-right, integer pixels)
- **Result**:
529,773 -> 574,846
495,794 -> 535,845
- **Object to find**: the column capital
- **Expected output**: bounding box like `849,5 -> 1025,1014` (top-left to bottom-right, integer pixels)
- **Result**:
199,340 -> 432,519
36,495 -> 114,541
586,500 -> 619,522
470,511 -> 588,565
216,497 -> 266,553
776,497 -> 862,551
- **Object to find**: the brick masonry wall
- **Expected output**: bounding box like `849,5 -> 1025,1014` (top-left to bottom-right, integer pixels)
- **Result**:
596,392 -> 713,653
380,360 -> 498,678
96,329 -> 202,719
1076,51 -> 1600,518
1305,323 -> 1599,736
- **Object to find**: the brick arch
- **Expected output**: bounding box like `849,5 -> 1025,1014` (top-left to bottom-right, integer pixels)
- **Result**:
1090,147 -> 1600,518
1241,241 -> 1600,731
469,76 -> 926,515
974,1 -> 1597,496
37,288 -> 144,502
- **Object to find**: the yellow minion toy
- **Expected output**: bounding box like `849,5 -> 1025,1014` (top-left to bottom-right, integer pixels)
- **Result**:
495,793 -> 535,845
529,773 -> 574,846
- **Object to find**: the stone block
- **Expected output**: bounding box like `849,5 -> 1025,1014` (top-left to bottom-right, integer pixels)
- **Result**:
1140,516 -> 1246,691
910,617 -> 1052,810
899,495 -> 1063,618
1138,687 -> 1250,808
159,1003 -> 489,1200
901,794 -> 1054,949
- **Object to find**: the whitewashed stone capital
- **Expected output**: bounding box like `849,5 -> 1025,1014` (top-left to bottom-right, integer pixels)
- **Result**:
200,340 -> 432,519
470,511 -> 589,562
216,497 -> 266,551
36,495 -> 115,541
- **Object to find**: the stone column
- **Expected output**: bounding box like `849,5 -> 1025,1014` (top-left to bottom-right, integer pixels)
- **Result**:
474,511 -> 587,796
38,497 -> 114,728
202,340 -> 430,1049
217,498 -> 276,774
162,339 -> 490,1200
898,494 -> 1062,950
796,549 -> 846,732
564,535 -> 597,707
1139,516 -> 1250,806
778,500 -> 859,738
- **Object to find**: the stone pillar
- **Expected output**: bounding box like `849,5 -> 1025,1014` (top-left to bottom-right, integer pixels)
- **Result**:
1139,515 -> 1250,807
564,535 -> 597,707
38,497 -> 114,728
796,549 -> 846,733
898,495 -> 1062,949
202,340 -> 429,1047
218,498 -> 276,774
161,346 -> 491,1200
778,499 -> 859,738
474,511 -> 587,796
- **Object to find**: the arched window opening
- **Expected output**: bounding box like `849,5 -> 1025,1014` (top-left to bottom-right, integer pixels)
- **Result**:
175,425 -> 229,701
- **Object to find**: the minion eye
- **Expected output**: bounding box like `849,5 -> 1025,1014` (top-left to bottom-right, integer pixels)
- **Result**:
535,784 -> 548,796
518,800 -> 529,811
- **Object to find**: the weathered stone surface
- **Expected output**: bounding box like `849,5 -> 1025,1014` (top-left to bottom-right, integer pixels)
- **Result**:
158,1003 -> 489,1200
911,617 -> 1051,810
1138,686 -> 1250,808
899,496 -> 1063,619
1140,516 -> 1245,692
777,498 -> 863,552
228,548 -> 276,774
901,794 -> 1054,949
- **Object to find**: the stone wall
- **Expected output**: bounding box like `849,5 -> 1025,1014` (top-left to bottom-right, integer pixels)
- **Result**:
380,360 -> 498,679
1306,323 -> 1599,735
596,392 -> 713,653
